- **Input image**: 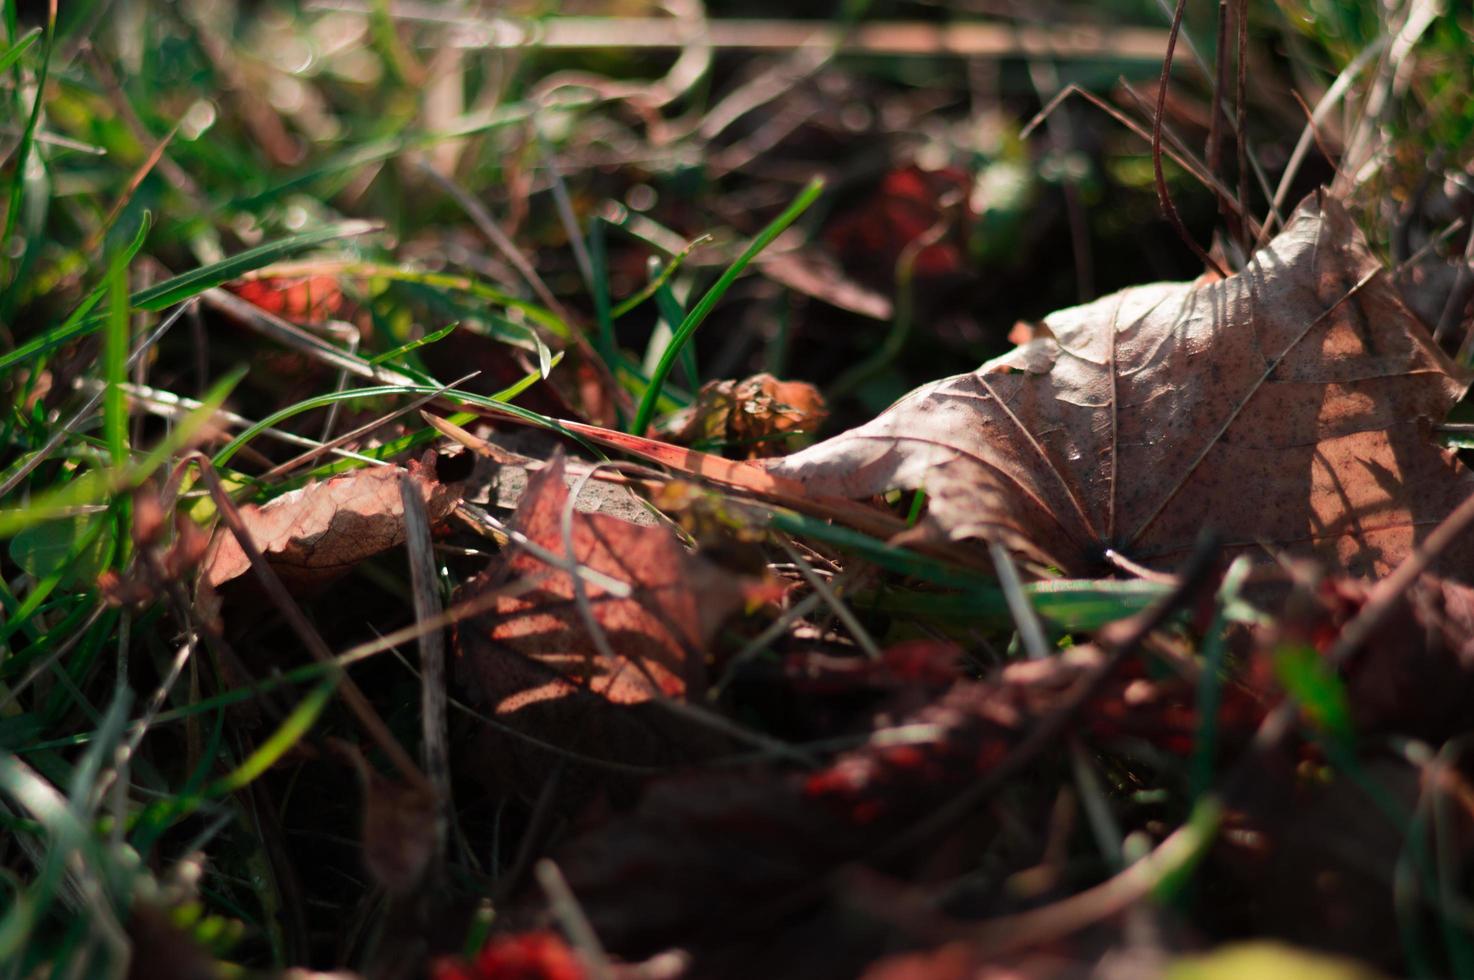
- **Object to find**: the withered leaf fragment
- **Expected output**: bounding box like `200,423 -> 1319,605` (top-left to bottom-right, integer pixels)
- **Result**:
662,373 -> 828,459
771,193 -> 1474,580
201,453 -> 460,590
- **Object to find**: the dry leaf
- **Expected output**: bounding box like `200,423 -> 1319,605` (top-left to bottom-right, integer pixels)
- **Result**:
227,274 -> 344,323
661,373 -> 828,459
771,192 -> 1474,579
545,644 -> 1258,967
201,453 -> 461,590
337,738 -> 440,894
455,455 -> 746,791
1251,570 -> 1474,742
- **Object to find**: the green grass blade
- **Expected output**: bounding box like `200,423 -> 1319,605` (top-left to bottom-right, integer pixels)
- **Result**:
610,237 -> 706,320
227,108 -> 536,210
209,675 -> 337,796
0,368 -> 245,537
367,321 -> 458,366
858,580 -> 1169,633
211,354 -> 563,470
130,674 -> 338,841
0,25 -> 39,73
0,214 -> 150,374
131,221 -> 379,311
0,2 -> 52,288
652,274 -> 697,387
1189,555 -> 1252,802
629,177 -> 823,435
325,262 -> 570,338
103,261 -> 128,467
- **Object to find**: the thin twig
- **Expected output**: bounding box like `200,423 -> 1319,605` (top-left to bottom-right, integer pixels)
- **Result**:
536,859 -> 615,980
256,373 -> 480,482
1023,84 -> 1258,237
1152,0 -> 1227,279
400,472 -> 451,867
778,537 -> 882,661
1256,38 -> 1386,249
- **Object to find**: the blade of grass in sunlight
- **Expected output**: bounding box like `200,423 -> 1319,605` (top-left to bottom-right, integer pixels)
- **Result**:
131,674 -> 339,847
0,220 -> 376,373
131,221 -> 380,311
102,261 -> 128,467
367,321 -> 459,366
0,2 -> 53,291
211,355 -> 563,473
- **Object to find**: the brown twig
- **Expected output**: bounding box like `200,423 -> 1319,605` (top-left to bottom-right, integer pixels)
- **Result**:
1233,0 -> 1250,253
1023,84 -> 1259,238
1153,0 -> 1227,279
1205,0 -> 1230,227
399,472 -> 451,868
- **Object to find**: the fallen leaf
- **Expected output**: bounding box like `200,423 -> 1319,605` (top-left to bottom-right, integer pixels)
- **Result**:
227,274 -> 344,323
771,192 -> 1474,579
544,644 -> 1261,967
334,739 -> 440,895
201,453 -> 461,590
454,455 -> 747,792
661,373 -> 828,459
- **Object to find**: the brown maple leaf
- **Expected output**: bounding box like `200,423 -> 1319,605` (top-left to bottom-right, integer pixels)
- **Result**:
455,455 -> 747,792
770,192 -> 1474,579
201,453 -> 461,590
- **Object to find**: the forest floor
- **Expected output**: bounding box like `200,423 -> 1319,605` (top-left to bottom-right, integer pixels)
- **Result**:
3,1 -> 1474,978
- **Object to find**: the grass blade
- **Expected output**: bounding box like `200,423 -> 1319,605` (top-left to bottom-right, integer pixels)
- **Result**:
131,220 -> 379,311
0,368 -> 245,537
0,25 -> 40,73
629,177 -> 823,435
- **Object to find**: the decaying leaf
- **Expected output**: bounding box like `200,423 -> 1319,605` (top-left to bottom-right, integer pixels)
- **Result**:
542,643 -> 1260,968
771,193 -> 1474,580
662,374 -> 828,459
1250,569 -> 1474,742
201,453 -> 461,590
455,455 -> 747,790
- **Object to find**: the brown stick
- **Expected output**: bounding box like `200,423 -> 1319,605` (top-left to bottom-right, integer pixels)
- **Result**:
1153,0 -> 1228,279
